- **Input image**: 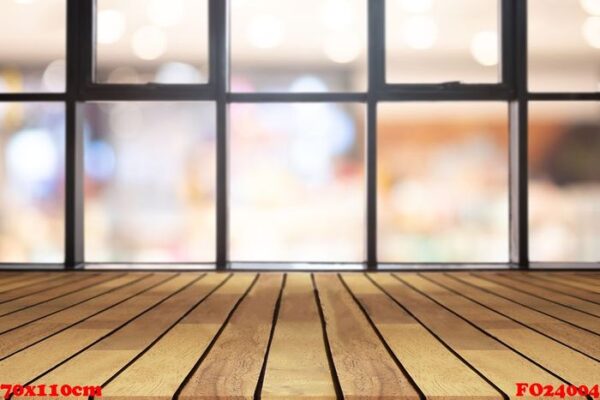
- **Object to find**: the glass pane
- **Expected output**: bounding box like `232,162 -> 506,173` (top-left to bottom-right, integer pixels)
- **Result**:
386,0 -> 499,84
84,102 -> 216,262
0,0 -> 66,92
0,102 -> 65,262
96,0 -> 209,84
378,102 -> 508,262
529,0 -> 600,92
529,102 -> 600,262
231,0 -> 367,92
230,103 -> 365,261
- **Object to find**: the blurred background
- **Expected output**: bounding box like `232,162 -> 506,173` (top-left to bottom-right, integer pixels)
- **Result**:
0,0 -> 598,263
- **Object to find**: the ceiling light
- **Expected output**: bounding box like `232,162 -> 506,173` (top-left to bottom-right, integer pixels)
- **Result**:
323,33 -> 362,63
147,0 -> 184,28
581,0 -> 600,15
402,16 -> 438,50
399,0 -> 433,14
470,31 -> 498,66
247,15 -> 285,49
97,9 -> 126,45
321,0 -> 357,31
132,26 -> 167,60
583,16 -> 600,48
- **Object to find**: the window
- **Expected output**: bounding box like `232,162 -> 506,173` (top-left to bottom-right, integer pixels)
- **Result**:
230,103 -> 365,262
95,0 -> 209,84
529,102 -> 600,262
84,102 -> 216,262
529,0 -> 600,92
1,0 -> 597,269
231,0 -> 367,92
0,0 -> 66,92
378,102 -> 508,262
0,102 -> 65,262
386,0 -> 499,84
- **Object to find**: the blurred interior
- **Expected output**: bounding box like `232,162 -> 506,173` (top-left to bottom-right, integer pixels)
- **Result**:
83,102 -> 216,262
0,0 -> 598,263
230,103 -> 365,262
378,103 -> 509,262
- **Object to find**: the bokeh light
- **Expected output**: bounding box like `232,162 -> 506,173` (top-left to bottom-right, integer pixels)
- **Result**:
470,31 -> 498,66
97,9 -> 126,45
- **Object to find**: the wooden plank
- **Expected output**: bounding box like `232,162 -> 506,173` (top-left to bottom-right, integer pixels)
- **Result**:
314,274 -> 420,400
100,273 -> 257,400
574,272 -> 600,281
532,272 -> 600,284
481,273 -> 600,317
0,273 -> 149,335
0,273 -> 69,298
460,274 -> 600,333
0,273 -> 99,305
369,273 -> 573,397
0,273 -> 45,286
506,272 -> 600,304
534,274 -> 600,294
0,273 -> 122,316
398,273 -> 600,387
341,273 -> 502,400
0,272 -> 44,283
30,273 -> 230,390
429,273 -> 600,360
551,273 -> 600,284
261,273 -> 336,400
0,273 -> 198,384
178,273 -> 284,399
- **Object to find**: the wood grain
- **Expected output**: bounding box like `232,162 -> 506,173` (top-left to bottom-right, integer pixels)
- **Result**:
261,273 -> 336,400
0,273 -> 70,299
0,273 -> 45,286
0,273 -> 193,383
429,273 -> 600,360
101,273 -> 257,400
315,274 -> 420,400
489,273 -> 600,316
0,274 -> 155,359
370,273 -> 571,398
30,273 -> 229,390
341,273 -> 502,400
509,273 -> 600,304
453,274 -> 600,332
535,273 -> 600,293
178,273 -> 284,400
0,273 -> 122,316
0,271 -> 597,399
553,273 -> 600,284
397,273 -> 600,387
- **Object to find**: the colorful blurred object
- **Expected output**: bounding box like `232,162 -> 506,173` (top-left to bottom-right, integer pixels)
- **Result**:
230,102 -> 365,262
378,103 -> 509,262
0,103 -> 65,262
83,102 -> 216,262
529,102 -> 600,262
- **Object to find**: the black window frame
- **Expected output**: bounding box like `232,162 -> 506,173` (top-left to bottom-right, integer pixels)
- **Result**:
0,0 -> 598,271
